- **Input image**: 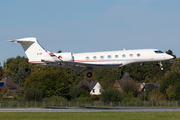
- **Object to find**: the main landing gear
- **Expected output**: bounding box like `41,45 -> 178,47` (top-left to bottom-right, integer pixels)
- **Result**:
86,72 -> 92,78
86,68 -> 93,78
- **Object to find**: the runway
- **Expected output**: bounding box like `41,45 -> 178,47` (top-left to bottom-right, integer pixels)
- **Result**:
0,107 -> 180,112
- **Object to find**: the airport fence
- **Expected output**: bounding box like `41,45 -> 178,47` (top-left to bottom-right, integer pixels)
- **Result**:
0,101 -> 180,108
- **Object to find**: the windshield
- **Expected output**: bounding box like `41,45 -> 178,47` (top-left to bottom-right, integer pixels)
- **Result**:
154,50 -> 163,53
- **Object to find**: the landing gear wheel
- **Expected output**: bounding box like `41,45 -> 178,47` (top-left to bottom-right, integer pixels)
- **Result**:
87,72 -> 92,78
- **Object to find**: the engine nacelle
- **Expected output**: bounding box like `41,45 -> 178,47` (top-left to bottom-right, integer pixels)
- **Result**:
55,52 -> 74,62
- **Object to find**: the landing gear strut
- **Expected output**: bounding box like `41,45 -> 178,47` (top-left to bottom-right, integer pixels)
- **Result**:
87,72 -> 92,78
158,62 -> 163,70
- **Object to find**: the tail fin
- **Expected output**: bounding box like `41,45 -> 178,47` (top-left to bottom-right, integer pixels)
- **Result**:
8,37 -> 47,63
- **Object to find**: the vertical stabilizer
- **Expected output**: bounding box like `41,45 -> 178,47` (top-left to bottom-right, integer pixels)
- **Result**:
8,37 -> 47,63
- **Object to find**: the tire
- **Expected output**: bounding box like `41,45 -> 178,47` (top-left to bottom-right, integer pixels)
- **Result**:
87,72 -> 92,78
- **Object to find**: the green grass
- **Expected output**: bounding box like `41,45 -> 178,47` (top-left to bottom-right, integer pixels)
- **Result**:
0,112 -> 180,120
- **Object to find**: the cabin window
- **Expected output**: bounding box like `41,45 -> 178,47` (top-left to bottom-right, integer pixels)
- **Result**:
108,55 -> 111,59
129,54 -> 133,57
100,56 -> 104,59
93,56 -> 97,59
86,57 -> 89,60
115,55 -> 119,58
154,50 -> 163,53
122,54 -> 126,58
137,53 -> 140,57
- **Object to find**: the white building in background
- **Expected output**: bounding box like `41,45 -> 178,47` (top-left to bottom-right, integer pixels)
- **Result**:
78,80 -> 102,95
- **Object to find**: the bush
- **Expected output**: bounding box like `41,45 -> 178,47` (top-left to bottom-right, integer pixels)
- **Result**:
74,96 -> 92,102
80,89 -> 91,97
149,89 -> 162,101
122,92 -> 139,102
24,87 -> 43,101
43,95 -> 68,102
175,82 -> 180,100
122,80 -> 139,97
91,95 -> 99,101
100,88 -> 122,102
69,86 -> 81,99
160,71 -> 180,94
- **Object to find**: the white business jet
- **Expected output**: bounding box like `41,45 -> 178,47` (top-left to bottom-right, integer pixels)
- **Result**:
8,37 -> 174,78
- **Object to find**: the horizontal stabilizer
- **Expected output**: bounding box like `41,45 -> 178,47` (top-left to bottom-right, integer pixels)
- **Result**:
7,37 -> 37,43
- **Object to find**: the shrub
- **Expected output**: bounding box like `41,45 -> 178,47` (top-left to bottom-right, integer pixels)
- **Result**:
43,95 -> 68,102
24,87 -> 43,101
69,86 -> 81,99
74,96 -> 92,102
100,88 -> 122,102
91,95 -> 99,101
122,80 -> 139,97
122,92 -> 139,102
148,89 -> 162,101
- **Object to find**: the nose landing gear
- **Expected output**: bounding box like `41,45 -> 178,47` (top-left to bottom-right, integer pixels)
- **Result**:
158,62 -> 163,70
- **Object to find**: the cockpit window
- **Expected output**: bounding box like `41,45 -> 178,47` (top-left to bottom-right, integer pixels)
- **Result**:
154,50 -> 163,53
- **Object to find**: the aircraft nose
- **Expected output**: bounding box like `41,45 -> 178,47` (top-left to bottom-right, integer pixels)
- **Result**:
167,55 -> 174,60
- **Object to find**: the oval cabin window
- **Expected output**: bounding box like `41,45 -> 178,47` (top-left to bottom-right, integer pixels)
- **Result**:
108,55 -> 111,59
93,56 -> 97,59
86,56 -> 90,60
122,54 -> 126,58
137,53 -> 140,57
100,56 -> 104,59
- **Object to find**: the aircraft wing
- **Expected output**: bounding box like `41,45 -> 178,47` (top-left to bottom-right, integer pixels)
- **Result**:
44,61 -> 86,72
45,60 -> 120,72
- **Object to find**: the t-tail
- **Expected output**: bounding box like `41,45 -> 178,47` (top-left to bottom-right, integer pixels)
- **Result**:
8,37 -> 61,64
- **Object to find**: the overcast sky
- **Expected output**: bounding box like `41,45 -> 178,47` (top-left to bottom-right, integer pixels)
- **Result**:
1,0 -> 180,65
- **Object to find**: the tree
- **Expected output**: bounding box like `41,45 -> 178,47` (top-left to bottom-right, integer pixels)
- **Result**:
101,88 -> 122,102
69,86 -> 81,99
166,85 -> 176,100
96,69 -> 118,89
148,88 -> 162,101
121,80 -> 139,98
145,84 -> 150,100
4,56 -> 31,80
23,68 -> 74,98
175,82 -> 180,100
160,71 -> 180,94
24,87 -> 43,101
170,58 -> 180,72
0,64 -> 4,80
166,49 -> 176,59
14,67 -> 27,87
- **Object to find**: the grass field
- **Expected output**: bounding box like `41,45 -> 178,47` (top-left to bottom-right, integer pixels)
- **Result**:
0,112 -> 180,120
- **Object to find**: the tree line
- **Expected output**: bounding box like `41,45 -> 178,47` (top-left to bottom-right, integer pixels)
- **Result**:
0,49 -> 179,102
